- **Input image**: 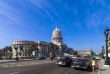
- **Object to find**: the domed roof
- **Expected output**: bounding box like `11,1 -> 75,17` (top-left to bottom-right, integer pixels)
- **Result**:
52,26 -> 62,38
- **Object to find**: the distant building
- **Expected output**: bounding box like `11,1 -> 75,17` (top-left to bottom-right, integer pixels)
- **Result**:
51,26 -> 63,46
77,49 -> 94,56
11,26 -> 73,59
51,26 -> 71,53
0,49 -> 5,59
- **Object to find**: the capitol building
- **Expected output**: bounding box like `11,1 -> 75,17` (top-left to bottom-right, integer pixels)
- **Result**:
12,26 -> 73,59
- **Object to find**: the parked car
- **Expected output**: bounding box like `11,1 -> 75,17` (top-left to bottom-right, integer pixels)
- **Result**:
96,56 -> 101,60
34,54 -> 46,60
35,56 -> 46,60
71,58 -> 92,71
57,56 -> 72,67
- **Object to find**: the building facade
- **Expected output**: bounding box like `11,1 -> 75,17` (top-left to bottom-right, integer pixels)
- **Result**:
36,41 -> 49,57
11,26 -> 73,59
77,49 -> 94,56
12,40 -> 34,59
51,26 -> 73,55
51,26 -> 63,46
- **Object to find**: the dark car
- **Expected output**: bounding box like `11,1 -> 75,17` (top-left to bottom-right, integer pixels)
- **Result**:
34,54 -> 46,60
57,56 -> 72,67
36,56 -> 46,60
71,58 -> 92,71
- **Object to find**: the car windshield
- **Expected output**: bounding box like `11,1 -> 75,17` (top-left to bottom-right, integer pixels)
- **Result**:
74,58 -> 90,62
74,59 -> 81,62
59,57 -> 71,61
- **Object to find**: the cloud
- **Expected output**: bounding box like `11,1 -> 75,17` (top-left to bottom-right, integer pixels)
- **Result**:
0,1 -> 30,47
84,0 -> 110,28
86,11 -> 103,28
29,0 -> 65,21
28,0 -> 53,20
86,9 -> 110,29
0,1 -> 27,27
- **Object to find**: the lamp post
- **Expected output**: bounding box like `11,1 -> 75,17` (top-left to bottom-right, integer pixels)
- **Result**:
102,46 -> 105,59
104,27 -> 110,65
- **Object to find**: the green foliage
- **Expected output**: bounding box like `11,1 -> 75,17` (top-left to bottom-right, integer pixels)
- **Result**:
3,46 -> 12,52
49,42 -> 54,49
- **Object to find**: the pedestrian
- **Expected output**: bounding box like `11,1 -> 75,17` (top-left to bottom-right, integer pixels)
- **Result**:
92,58 -> 96,72
50,52 -> 53,61
51,56 -> 53,61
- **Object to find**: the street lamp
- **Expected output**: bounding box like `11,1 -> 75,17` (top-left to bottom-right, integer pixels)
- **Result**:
102,46 -> 105,59
104,27 -> 110,65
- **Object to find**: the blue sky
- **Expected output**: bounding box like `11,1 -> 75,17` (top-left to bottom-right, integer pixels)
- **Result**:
0,0 -> 110,53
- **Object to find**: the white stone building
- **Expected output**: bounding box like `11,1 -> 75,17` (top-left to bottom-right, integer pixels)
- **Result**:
51,26 -> 72,54
51,26 -> 63,46
11,26 -> 73,59
12,40 -> 34,59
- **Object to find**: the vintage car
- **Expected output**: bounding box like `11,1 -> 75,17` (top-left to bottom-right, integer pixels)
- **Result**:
71,58 -> 92,71
34,53 -> 46,60
57,56 -> 72,67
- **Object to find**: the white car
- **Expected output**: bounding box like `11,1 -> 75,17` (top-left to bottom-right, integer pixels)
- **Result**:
96,56 -> 101,60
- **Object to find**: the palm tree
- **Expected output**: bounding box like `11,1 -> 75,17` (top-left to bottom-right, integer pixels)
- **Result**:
49,42 -> 54,53
27,46 -> 33,58
49,42 -> 59,57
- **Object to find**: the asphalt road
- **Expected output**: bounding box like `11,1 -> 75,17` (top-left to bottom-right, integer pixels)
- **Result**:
0,62 -> 97,74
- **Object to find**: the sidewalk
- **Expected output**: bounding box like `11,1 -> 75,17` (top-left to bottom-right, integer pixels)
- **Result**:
0,60 -> 16,63
98,59 -> 110,74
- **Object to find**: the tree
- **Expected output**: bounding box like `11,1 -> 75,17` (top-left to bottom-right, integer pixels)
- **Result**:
49,42 -> 54,52
27,46 -> 33,57
3,46 -> 12,52
49,42 -> 60,57
32,44 -> 38,56
3,46 -> 12,59
74,51 -> 77,55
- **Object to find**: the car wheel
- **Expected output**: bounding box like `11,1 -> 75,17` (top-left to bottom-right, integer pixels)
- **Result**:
58,64 -> 61,67
74,68 -> 78,70
87,66 -> 92,72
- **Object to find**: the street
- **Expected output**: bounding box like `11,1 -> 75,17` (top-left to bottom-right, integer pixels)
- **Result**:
0,61 -> 97,74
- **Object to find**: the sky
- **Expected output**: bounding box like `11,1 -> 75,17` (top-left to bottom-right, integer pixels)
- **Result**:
0,0 -> 110,53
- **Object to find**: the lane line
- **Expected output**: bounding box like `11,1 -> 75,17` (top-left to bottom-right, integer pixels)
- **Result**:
16,65 -> 22,67
9,72 -> 19,74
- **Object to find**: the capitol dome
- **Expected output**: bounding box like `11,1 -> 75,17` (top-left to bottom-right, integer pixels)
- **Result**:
52,26 -> 62,38
51,26 -> 63,45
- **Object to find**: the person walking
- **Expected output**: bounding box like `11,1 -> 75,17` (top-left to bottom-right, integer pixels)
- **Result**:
92,58 -> 96,72
50,52 -> 53,61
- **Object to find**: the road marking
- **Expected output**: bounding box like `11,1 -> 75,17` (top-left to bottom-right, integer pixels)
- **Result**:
10,65 -> 15,67
16,65 -> 22,66
2,66 -> 8,68
10,72 -> 19,74
9,69 -> 25,74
